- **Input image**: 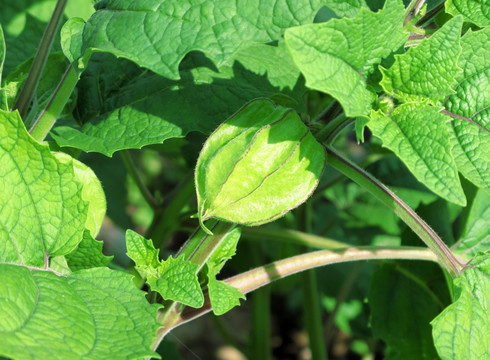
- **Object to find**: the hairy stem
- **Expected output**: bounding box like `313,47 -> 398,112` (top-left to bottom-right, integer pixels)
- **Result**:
152,221 -> 236,351
173,246 -> 437,330
29,64 -> 77,141
298,203 -> 328,360
324,145 -> 464,277
14,0 -> 67,120
250,243 -> 272,360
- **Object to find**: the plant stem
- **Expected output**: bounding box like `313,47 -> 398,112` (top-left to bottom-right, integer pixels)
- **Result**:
152,221 -> 236,350
250,243 -> 272,360
404,0 -> 426,25
14,0 -> 67,120
298,203 -> 328,360
29,64 -> 78,141
324,262 -> 362,345
120,150 -> 160,210
302,268 -> 327,359
323,145 -> 464,277
147,172 -> 194,249
315,114 -> 353,144
174,246 -> 438,330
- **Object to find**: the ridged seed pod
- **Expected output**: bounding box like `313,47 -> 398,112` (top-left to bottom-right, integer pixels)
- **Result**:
195,99 -> 326,232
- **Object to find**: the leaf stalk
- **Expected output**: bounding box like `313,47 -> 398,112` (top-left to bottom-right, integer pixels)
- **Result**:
14,0 -> 67,120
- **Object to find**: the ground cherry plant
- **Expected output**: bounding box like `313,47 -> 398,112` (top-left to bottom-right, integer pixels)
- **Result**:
0,0 -> 489,359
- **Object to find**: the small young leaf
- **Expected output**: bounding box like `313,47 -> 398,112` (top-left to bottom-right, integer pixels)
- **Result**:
381,16 -> 463,104
454,191 -> 490,257
0,110 -> 87,267
195,99 -> 325,227
0,265 -> 161,360
208,275 -> 246,316
445,27 -> 490,191
446,0 -> 490,27
60,17 -> 86,66
285,0 -> 407,117
126,230 -> 204,308
205,227 -> 245,315
147,256 -> 204,308
368,104 -> 466,206
66,230 -> 113,271
432,254 -> 490,360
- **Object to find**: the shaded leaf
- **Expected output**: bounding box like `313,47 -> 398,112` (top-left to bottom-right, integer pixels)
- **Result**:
81,0 -> 327,79
369,263 -> 444,360
51,53 -> 304,156
65,230 -> 113,271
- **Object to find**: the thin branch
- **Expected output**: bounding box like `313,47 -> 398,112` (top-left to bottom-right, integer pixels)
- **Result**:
29,64 -> 78,141
323,146 -> 465,277
120,150 -> 160,210
14,0 -> 67,119
172,246 -> 438,331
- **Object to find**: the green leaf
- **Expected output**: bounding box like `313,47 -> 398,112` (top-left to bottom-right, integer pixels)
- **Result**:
432,254 -> 490,360
207,227 -> 241,275
233,42 -> 301,91
126,230 -> 204,308
380,16 -> 463,104
205,227 -> 245,315
285,0 -> 407,117
196,99 -> 325,226
81,0 -> 326,79
0,109 -> 87,267
51,52 -> 304,156
369,263 -> 444,359
126,229 -> 160,271
446,0 -> 490,27
65,230 -> 113,271
54,152 -> 106,237
454,191 -> 490,257
208,276 -> 246,316
2,52 -> 67,116
148,256 -> 204,308
445,27 -> 490,190
60,17 -> 85,65
0,25 -> 5,82
324,0 -> 368,18
0,265 -> 161,360
368,104 -> 466,206
0,0 -> 61,75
